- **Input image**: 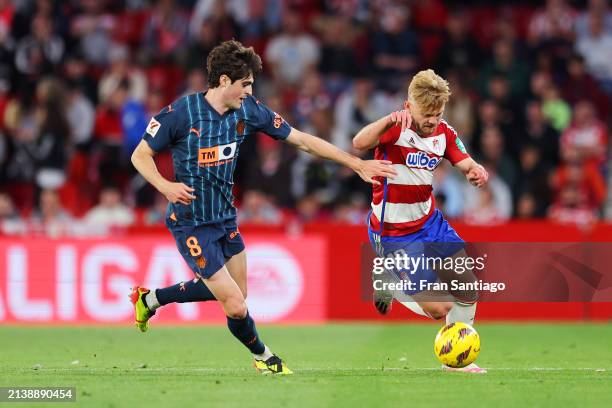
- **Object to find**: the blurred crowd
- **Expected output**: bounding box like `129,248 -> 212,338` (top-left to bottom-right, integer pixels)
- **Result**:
0,0 -> 611,236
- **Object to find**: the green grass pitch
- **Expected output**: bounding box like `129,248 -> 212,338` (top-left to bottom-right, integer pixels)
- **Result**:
1,323 -> 611,407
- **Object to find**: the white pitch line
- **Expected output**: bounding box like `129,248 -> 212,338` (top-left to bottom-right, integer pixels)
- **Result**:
10,367 -> 609,373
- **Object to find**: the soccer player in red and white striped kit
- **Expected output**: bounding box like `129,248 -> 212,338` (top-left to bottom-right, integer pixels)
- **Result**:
354,69 -> 489,373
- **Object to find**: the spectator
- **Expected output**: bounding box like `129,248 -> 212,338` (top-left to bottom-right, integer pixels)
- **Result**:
575,0 -> 612,40
575,12 -> 612,93
527,0 -> 577,47
243,135 -> 294,207
561,54 -> 610,119
541,84 -> 572,132
120,95 -> 148,159
515,144 -> 553,217
181,67 -> 207,96
241,0 -> 284,42
432,161 -> 465,219
493,16 -> 528,62
560,100 -> 608,165
295,193 -> 327,223
265,8 -> 320,87
293,71 -> 333,128
98,43 -> 147,105
0,0 -> 15,95
202,0 -> 241,42
30,78 -> 69,191
442,71 -> 475,143
462,168 -> 513,224
333,195 -> 368,225
30,188 -> 73,236
144,194 -> 168,226
433,9 -> 482,79
485,74 -> 524,150
0,2 -> 610,228
463,185 -> 509,226
93,79 -> 130,188
332,74 -> 391,152
84,186 -> 134,227
189,0 -> 248,40
548,184 -> 598,227
478,40 -> 530,100
84,186 -> 135,227
323,0 -> 370,24
478,125 -> 517,190
141,0 -> 190,64
183,17 -> 219,71
70,0 -> 116,67
470,99 -> 504,156
10,0 -> 68,42
66,79 -> 95,149
238,190 -> 282,225
14,13 -> 64,79
516,191 -> 538,219
0,191 -> 25,235
62,51 -> 98,104
316,16 -> 359,80
529,69 -> 553,100
523,100 -> 560,165
2,87 -> 38,209
371,4 -> 419,85
551,160 -> 606,219
292,109 -> 341,203
0,0 -> 13,37
410,0 -> 449,35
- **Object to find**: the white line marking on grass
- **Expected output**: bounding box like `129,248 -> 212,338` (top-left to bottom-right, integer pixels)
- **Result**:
11,367 -> 610,373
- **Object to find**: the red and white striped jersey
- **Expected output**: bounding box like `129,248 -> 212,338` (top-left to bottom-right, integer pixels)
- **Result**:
370,120 -> 469,236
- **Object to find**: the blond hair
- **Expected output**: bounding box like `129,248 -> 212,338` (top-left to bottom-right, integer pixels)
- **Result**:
408,69 -> 451,112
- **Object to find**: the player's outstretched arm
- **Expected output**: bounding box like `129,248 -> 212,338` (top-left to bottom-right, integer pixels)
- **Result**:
285,128 -> 397,185
131,140 -> 196,205
454,157 -> 489,188
353,109 -> 412,150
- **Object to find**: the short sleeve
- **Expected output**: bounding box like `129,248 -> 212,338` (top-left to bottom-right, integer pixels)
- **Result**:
142,104 -> 181,152
247,96 -> 292,140
443,122 -> 470,165
379,125 -> 401,145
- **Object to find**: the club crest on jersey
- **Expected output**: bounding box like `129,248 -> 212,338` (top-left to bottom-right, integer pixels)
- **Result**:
273,112 -> 283,129
406,151 -> 441,170
236,119 -> 245,135
198,142 -> 237,167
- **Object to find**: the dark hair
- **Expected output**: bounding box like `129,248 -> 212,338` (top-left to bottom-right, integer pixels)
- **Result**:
40,79 -> 70,138
206,40 -> 262,88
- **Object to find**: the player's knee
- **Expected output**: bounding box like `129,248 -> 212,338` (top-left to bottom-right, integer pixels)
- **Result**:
424,303 -> 453,320
453,287 -> 479,304
459,290 -> 479,304
223,297 -> 247,319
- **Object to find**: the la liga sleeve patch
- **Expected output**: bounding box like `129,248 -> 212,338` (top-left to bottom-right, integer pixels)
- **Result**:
146,118 -> 161,137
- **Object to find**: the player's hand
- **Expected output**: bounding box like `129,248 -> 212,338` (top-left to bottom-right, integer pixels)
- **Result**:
356,160 -> 397,186
161,182 -> 196,205
466,164 -> 488,187
387,109 -> 412,132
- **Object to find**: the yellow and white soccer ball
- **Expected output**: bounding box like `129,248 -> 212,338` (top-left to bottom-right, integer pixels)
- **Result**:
434,322 -> 481,368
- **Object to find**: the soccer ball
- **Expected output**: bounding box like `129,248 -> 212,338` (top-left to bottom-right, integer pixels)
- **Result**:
433,322 -> 480,368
